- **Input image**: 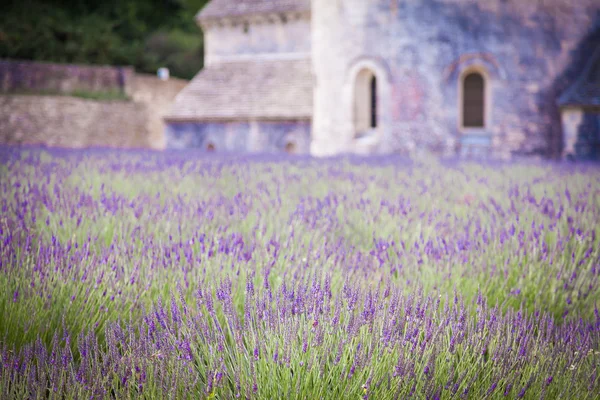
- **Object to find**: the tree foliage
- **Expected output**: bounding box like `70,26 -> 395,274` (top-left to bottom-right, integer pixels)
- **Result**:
0,0 -> 210,79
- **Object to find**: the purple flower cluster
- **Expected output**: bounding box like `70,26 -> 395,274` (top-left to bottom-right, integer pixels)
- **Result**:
1,283 -> 599,398
0,147 -> 599,398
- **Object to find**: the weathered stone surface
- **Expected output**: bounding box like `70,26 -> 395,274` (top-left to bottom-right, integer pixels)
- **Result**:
0,95 -> 149,148
0,64 -> 187,150
166,120 -> 310,154
202,16 -> 311,65
167,0 -> 600,158
130,74 -> 188,149
311,0 -> 600,159
167,2 -> 313,154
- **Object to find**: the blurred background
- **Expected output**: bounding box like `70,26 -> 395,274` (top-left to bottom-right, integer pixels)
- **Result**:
0,0 -> 209,80
0,0 -> 599,159
0,0 -> 214,150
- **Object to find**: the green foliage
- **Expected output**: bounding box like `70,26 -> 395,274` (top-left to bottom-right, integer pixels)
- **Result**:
144,29 -> 204,80
0,0 -> 209,79
70,88 -> 131,101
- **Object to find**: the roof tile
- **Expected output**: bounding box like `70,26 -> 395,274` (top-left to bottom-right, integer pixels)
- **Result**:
165,58 -> 313,121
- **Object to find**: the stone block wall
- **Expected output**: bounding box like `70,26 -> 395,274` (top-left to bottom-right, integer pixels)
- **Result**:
311,0 -> 600,158
0,95 -> 149,148
129,74 -> 188,149
0,60 -> 134,95
166,120 -> 311,154
0,62 -> 187,149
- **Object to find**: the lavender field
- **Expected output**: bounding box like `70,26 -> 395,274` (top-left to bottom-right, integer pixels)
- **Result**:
1,147 -> 599,399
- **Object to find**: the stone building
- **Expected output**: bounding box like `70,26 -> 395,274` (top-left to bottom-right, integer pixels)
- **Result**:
165,0 -> 600,159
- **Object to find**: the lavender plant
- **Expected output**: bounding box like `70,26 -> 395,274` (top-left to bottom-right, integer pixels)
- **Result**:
0,147 -> 598,399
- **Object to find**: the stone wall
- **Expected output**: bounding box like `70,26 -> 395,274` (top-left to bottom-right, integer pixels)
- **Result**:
311,0 -> 600,158
0,60 -> 134,95
129,74 -> 188,149
0,62 -> 187,149
166,120 -> 311,154
202,14 -> 311,65
0,95 -> 148,148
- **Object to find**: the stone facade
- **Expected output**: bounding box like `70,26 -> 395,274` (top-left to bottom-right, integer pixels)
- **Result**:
166,120 -> 310,153
129,74 -> 188,149
0,95 -> 149,148
168,0 -> 600,159
165,0 -> 312,153
203,16 -> 311,65
311,0 -> 600,159
0,61 -> 188,149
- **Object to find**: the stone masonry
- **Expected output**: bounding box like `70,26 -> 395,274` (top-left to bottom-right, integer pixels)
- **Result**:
169,0 -> 600,159
0,61 -> 188,150
165,0 -> 312,154
311,0 -> 600,159
0,94 -> 149,148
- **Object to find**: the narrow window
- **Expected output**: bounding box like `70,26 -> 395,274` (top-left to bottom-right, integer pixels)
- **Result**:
463,72 -> 485,128
370,75 -> 378,128
354,69 -> 378,136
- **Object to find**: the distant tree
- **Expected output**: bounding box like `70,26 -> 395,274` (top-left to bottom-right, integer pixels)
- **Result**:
0,0 -> 210,79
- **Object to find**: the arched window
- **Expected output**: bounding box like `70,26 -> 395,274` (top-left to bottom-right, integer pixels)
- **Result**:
462,72 -> 485,128
206,142 -> 216,152
370,75 -> 377,128
354,69 -> 378,135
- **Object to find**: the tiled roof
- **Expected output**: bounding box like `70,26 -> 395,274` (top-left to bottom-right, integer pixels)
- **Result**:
197,0 -> 310,21
558,47 -> 600,108
165,58 -> 313,122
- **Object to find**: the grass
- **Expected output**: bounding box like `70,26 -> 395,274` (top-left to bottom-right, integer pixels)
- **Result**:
0,147 -> 599,399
